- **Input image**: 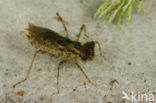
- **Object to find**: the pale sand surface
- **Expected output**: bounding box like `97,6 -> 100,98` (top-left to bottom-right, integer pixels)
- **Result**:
0,0 -> 155,103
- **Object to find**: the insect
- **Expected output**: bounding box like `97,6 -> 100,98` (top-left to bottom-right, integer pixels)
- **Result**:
12,12 -> 102,93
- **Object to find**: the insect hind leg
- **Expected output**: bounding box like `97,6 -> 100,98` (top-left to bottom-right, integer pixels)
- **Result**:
12,50 -> 45,88
56,12 -> 69,38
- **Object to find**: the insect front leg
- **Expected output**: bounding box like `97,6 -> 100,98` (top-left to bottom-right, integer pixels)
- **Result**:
75,60 -> 91,83
56,12 -> 69,38
12,50 -> 46,88
76,24 -> 89,41
57,60 -> 67,94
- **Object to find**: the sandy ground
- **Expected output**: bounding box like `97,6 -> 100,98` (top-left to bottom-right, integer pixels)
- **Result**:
0,0 -> 156,103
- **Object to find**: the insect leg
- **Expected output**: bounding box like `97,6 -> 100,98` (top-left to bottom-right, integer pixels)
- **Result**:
76,24 -> 89,41
75,60 -> 91,83
12,50 -> 45,88
56,12 -> 69,38
57,60 -> 66,94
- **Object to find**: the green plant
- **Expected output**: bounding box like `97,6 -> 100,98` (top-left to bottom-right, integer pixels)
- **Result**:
95,0 -> 146,26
